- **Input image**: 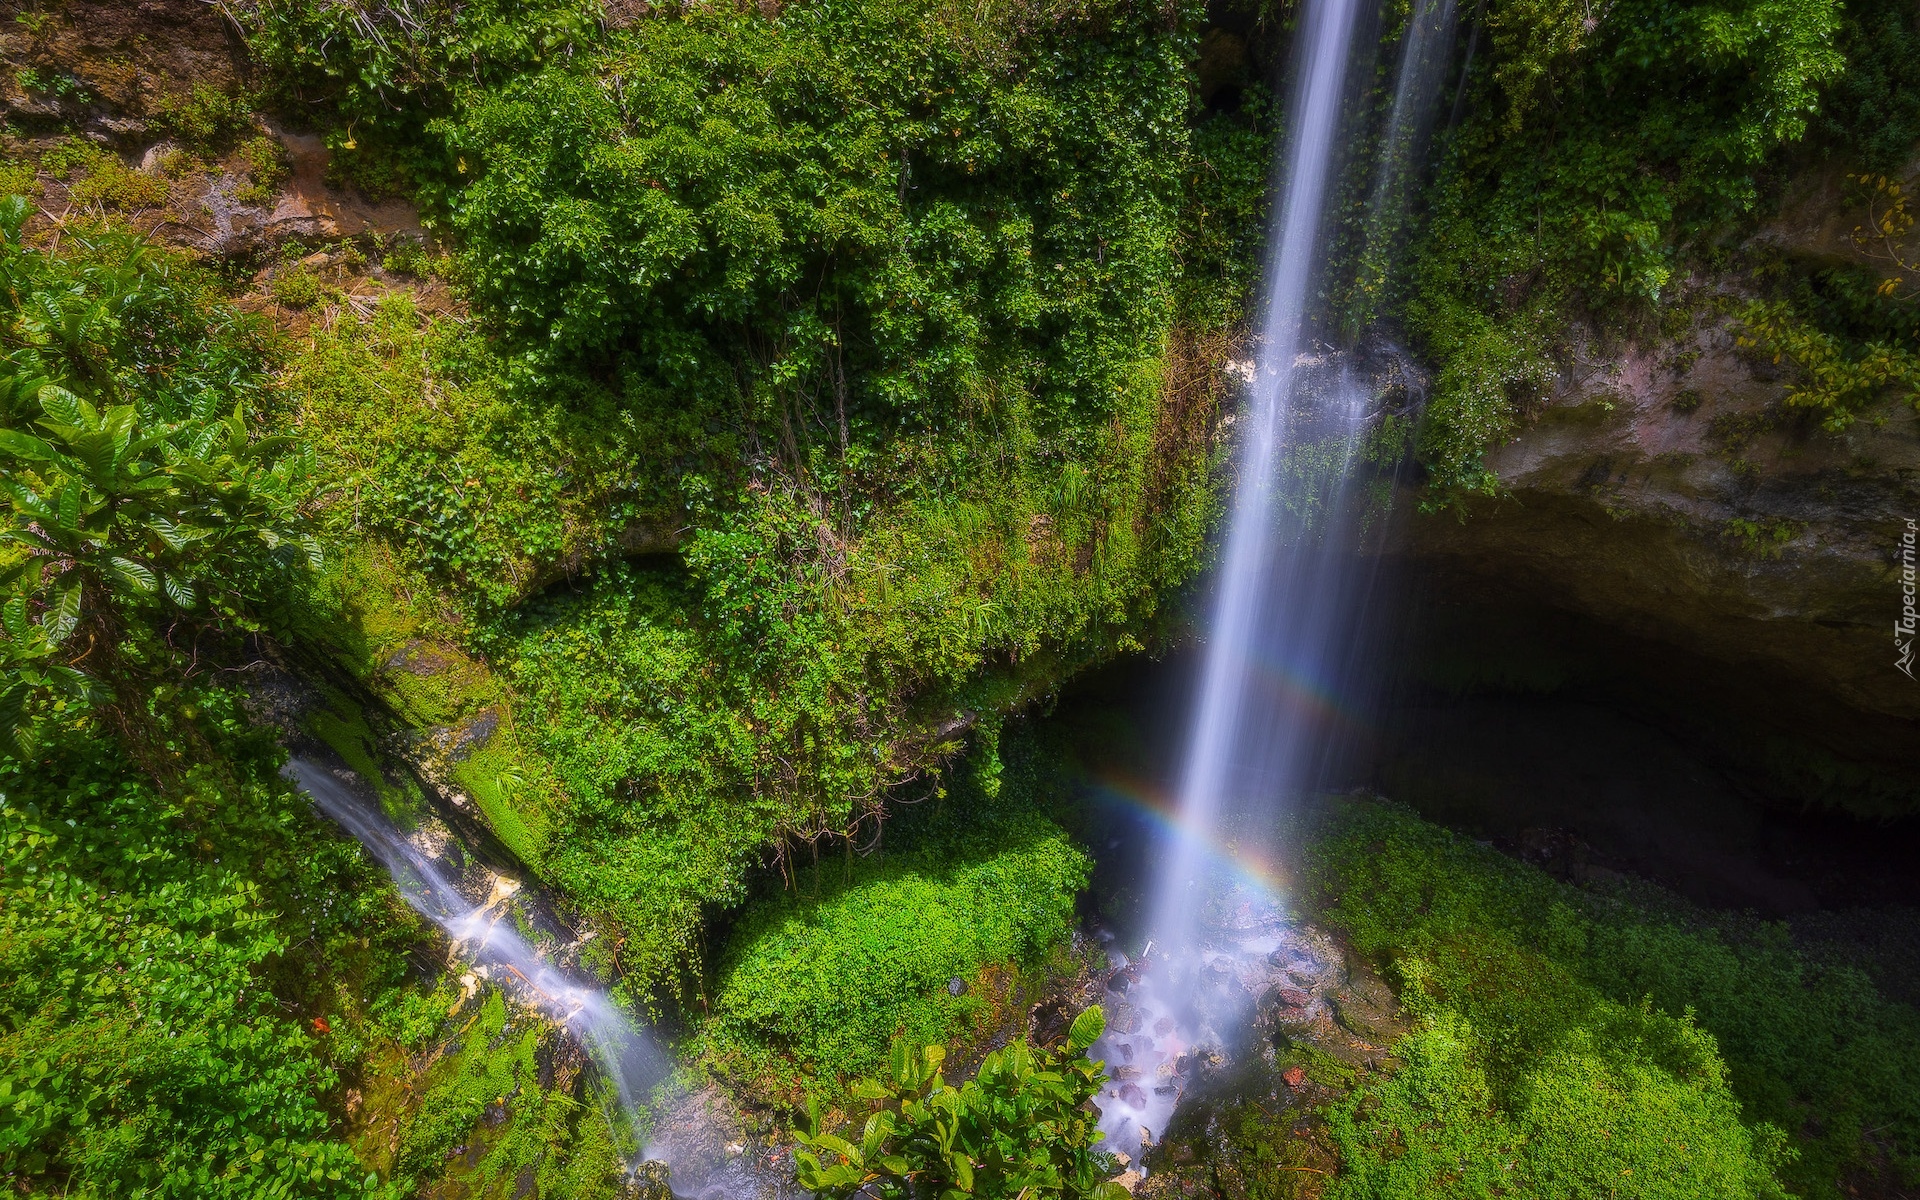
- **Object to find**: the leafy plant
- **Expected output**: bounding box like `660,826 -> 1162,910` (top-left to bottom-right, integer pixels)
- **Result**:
236,135 -> 291,205
239,0 -> 600,202
0,201 -> 317,745
272,265 -> 324,309
795,1007 -> 1124,1200
702,805 -> 1090,1089
0,697 -> 403,1198
46,144 -> 168,212
1737,299 -> 1920,430
152,84 -> 259,158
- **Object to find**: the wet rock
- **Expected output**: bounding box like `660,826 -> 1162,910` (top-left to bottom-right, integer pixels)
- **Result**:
947,976 -> 967,996
386,639 -> 454,676
1391,258 -> 1920,799
624,1160 -> 672,1200
1330,963 -> 1409,1046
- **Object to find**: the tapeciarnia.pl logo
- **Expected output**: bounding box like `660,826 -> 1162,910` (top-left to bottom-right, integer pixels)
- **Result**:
1900,517 -> 1917,679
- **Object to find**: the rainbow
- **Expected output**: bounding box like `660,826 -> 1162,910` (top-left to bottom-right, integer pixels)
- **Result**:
1087,772 -> 1296,901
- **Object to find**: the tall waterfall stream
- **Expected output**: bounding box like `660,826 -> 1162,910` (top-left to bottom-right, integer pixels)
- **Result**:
1088,0 -> 1459,1158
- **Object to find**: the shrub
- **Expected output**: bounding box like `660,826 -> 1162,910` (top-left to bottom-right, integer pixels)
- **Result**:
1401,0 -> 1850,500
272,265 -> 324,309
0,201 -> 316,746
50,145 -> 168,211
152,84 -> 258,157
236,135 -> 291,205
0,703 -> 396,1198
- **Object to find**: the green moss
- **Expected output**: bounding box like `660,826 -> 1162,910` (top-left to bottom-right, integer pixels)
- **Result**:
698,760 -> 1091,1097
448,739 -> 551,865
1300,798 -> 1920,1199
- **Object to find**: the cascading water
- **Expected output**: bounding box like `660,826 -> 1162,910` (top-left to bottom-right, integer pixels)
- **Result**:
283,759 -> 667,1158
1089,0 -> 1454,1157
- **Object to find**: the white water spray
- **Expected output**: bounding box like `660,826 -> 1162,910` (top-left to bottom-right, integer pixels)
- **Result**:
284,759 -> 666,1155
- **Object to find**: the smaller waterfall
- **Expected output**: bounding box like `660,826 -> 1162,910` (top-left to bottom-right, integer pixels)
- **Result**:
1348,0 -> 1462,323
284,759 -> 667,1153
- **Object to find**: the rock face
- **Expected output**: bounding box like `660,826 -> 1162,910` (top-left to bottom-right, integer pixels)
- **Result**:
1405,316 -> 1919,725
0,0 -> 246,137
1393,164 -> 1920,802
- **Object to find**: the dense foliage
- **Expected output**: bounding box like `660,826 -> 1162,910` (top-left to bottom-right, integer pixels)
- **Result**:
1301,799 -> 1920,1199
700,790 -> 1089,1090
795,1009 -> 1122,1200
259,0 -> 1251,998
0,204 -> 315,750
0,698 -> 406,1198
1398,0 -> 1920,497
0,205 -> 405,1197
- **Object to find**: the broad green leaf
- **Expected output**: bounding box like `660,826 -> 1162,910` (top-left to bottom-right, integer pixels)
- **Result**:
0,427 -> 56,462
43,583 -> 80,643
1068,1005 -> 1106,1053
949,1151 -> 974,1192
107,557 -> 157,592
811,1132 -> 864,1167
34,383 -> 85,428
2,596 -> 28,640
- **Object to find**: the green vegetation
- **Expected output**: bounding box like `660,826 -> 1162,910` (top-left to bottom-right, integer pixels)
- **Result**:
5,0 -> 1915,1191
700,792 -> 1089,1092
795,1009 -> 1122,1200
0,193 -> 632,1197
1397,0 -> 1920,498
1299,798 -> 1920,1199
152,85 -> 261,159
0,702 -> 399,1198
252,0 -> 1252,1000
371,991 -> 631,1199
0,201 -> 315,748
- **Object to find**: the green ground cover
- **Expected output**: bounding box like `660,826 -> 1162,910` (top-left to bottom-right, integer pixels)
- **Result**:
1298,798 -> 1920,1199
696,759 -> 1091,1100
249,0 -> 1270,1001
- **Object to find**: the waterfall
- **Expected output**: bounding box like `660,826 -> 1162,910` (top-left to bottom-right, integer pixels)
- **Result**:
1152,0 -> 1368,948
1089,0 -> 1453,1156
1351,0 -> 1464,328
284,759 -> 667,1157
